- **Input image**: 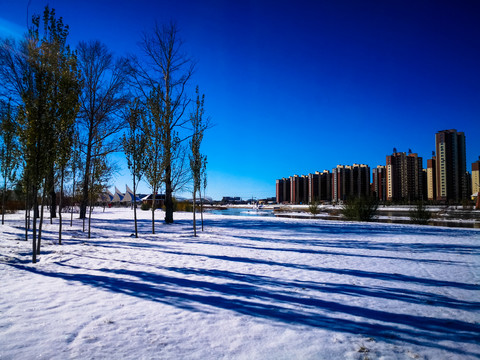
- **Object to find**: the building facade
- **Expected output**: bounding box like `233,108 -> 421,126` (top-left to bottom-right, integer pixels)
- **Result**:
372,165 -> 386,201
435,129 -> 467,202
308,170 -> 331,203
289,175 -> 308,204
472,157 -> 480,198
427,156 -> 436,201
276,178 -> 291,204
386,151 -> 423,202
332,164 -> 370,203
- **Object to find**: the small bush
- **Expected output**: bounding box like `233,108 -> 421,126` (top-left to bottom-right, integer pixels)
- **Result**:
308,201 -> 320,217
175,201 -> 193,212
409,202 -> 431,225
140,202 -> 151,211
341,196 -> 378,222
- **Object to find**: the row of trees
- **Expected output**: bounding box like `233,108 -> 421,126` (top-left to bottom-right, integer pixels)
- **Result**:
0,7 -> 208,262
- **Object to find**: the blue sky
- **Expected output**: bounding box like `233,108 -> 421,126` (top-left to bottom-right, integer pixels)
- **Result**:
1,0 -> 479,200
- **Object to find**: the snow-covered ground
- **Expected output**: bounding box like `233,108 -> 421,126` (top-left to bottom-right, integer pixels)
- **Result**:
1,208 -> 479,359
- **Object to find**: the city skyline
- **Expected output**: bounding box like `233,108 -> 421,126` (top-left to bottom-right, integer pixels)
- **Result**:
1,1 -> 479,200
278,128 -> 476,204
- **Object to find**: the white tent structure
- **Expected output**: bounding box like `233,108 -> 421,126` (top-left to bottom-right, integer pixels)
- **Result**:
112,187 -> 125,204
97,189 -> 114,203
123,185 -> 141,204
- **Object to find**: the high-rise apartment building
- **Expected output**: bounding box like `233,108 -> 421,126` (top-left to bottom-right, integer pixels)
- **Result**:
332,164 -> 370,202
472,157 -> 480,198
386,151 -> 423,202
332,165 -> 349,202
308,170 -> 331,203
372,165 -> 386,201
435,129 -> 467,202
290,175 -> 308,204
276,178 -> 291,203
427,156 -> 436,201
352,164 -> 370,198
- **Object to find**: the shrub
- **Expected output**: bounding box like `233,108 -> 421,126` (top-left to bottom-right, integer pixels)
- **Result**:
409,202 -> 431,225
175,200 -> 193,212
308,201 -> 320,217
140,202 -> 151,211
341,196 -> 378,222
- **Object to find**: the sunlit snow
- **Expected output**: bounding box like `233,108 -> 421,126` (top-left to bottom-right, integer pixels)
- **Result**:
1,208 -> 479,359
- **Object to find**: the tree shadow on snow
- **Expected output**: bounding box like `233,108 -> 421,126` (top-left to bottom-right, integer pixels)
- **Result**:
8,262 -> 480,357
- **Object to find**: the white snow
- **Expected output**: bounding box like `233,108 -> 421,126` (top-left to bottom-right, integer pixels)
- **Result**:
1,208 -> 479,359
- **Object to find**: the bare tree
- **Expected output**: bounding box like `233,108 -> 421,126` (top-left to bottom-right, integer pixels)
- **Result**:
142,86 -> 165,234
0,101 -> 20,225
131,23 -> 194,224
122,98 -> 147,238
189,87 -> 208,236
0,7 -> 79,262
77,40 -> 128,220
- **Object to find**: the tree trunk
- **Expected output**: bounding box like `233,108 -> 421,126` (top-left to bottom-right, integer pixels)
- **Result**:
165,167 -> 174,224
59,170 -> 64,245
47,169 -> 56,220
200,186 -> 204,232
88,201 -> 93,238
151,186 -> 156,234
70,175 -> 75,226
1,177 -> 6,225
37,183 -> 47,255
24,191 -> 29,241
192,189 -> 196,237
80,137 -> 93,219
133,182 -> 138,238
32,186 -> 38,263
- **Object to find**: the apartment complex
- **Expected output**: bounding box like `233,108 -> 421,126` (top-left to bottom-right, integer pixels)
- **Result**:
276,129 -> 475,205
426,156 -> 436,200
308,170 -> 331,203
435,129 -> 467,202
290,175 -> 308,204
332,164 -> 370,202
372,165 -> 386,201
386,151 -> 423,202
275,178 -> 290,203
472,157 -> 480,197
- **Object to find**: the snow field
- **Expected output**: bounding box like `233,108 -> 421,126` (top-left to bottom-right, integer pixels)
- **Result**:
0,207 -> 479,359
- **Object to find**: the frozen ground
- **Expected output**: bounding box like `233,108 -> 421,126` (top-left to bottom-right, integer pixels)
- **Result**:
0,208 -> 479,359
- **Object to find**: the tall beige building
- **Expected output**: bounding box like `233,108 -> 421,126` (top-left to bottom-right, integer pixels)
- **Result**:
427,156 -> 436,200
472,158 -> 480,197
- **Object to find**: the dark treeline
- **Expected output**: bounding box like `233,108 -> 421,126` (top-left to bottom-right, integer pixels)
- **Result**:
0,7 -> 208,262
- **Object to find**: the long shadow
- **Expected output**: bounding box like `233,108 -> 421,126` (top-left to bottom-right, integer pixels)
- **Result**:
157,249 -> 480,291
61,215 -> 480,258
203,216 -> 480,238
162,266 -> 480,311
8,262 -> 480,357
183,238 -> 463,265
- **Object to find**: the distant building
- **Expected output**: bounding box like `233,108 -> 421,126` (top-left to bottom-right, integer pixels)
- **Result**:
332,165 -> 349,202
221,196 -> 242,204
372,165 -> 386,201
290,175 -> 308,204
386,151 -> 423,202
351,163 -> 370,198
435,129 -> 467,202
427,156 -> 436,201
142,193 -> 165,208
276,178 -> 291,203
308,170 -> 331,203
472,157 -> 480,198
332,164 -> 370,202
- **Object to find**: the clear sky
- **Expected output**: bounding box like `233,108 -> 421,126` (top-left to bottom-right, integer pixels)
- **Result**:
1,0 -> 479,200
